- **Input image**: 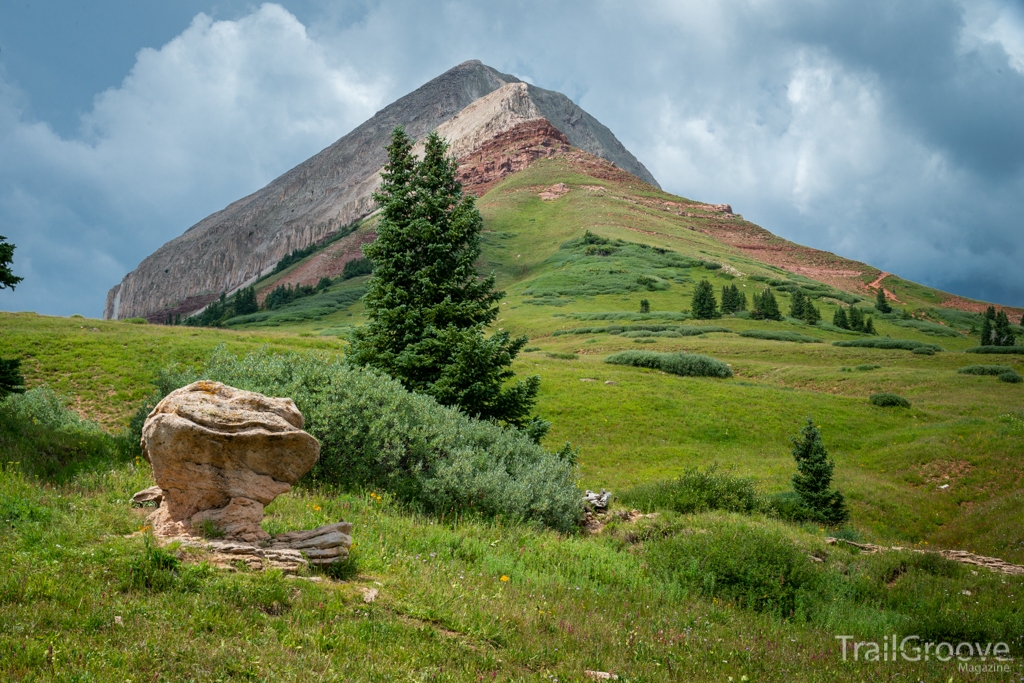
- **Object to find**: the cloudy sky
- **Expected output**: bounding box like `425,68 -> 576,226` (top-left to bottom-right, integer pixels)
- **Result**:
1,0 -> 1023,316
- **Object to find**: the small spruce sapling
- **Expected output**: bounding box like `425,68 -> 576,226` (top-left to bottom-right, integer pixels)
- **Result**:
790,418 -> 848,526
864,316 -> 876,335
994,310 -> 1015,347
789,289 -> 807,319
751,288 -> 782,321
0,357 -> 25,397
980,306 -> 996,345
833,307 -> 849,330
639,298 -> 650,314
848,306 -> 865,332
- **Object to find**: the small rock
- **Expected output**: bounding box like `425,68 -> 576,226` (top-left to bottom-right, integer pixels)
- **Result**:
584,672 -> 618,681
131,486 -> 163,508
604,381 -> 617,385
362,588 -> 378,603
584,489 -> 611,511
580,378 -> 597,382
114,616 -> 123,626
962,589 -> 972,596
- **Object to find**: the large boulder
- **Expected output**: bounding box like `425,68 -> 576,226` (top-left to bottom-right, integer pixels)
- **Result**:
142,380 -> 320,542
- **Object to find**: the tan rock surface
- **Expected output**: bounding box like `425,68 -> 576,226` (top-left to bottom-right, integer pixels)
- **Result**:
142,381 -> 320,542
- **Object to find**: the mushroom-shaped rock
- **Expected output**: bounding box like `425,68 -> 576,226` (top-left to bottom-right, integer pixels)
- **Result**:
142,381 -> 320,542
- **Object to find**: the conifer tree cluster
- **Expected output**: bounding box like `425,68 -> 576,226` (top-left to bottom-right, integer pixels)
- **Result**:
750,288 -> 782,321
690,279 -> 719,319
980,306 -> 1017,346
833,305 -> 875,334
0,235 -> 25,396
347,127 -> 542,434
720,284 -> 747,314
790,418 -> 848,526
788,289 -> 821,325
639,298 -> 650,314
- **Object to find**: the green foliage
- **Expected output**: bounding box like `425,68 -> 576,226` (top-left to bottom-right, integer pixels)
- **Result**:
980,306 -> 994,345
124,317 -> 148,325
521,232 -> 698,301
645,516 -> 819,617
870,393 -> 911,408
0,358 -> 25,397
833,338 -> 943,352
553,323 -> 730,337
618,465 -> 766,515
739,330 -> 822,344
233,286 -> 258,315
958,364 -> 1014,375
964,345 -> 1024,354
690,279 -> 719,319
0,235 -> 23,290
639,298 -> 650,314
889,318 -> 964,337
341,257 -> 373,280
875,287 -> 892,314
269,222 -> 360,276
228,286 -> 366,327
720,283 -> 746,314
994,310 -> 1016,347
832,307 -> 849,330
789,419 -> 848,526
847,306 -> 865,332
264,282 -> 317,310
348,128 -> 539,430
750,288 -> 781,321
789,288 -> 807,319
999,371 -> 1023,384
198,347 -> 581,531
863,316 -> 876,335
605,350 -> 733,378
0,388 -> 131,482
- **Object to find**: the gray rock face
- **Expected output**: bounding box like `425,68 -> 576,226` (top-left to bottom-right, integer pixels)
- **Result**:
104,60 -> 660,321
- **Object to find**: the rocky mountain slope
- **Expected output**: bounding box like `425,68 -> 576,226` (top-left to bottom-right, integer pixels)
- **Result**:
104,61 -> 659,321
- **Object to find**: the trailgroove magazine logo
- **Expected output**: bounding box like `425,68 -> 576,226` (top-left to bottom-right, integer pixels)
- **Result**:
836,635 -> 1013,669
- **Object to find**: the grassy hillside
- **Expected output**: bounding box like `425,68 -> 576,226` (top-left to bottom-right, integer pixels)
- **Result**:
2,154 -> 1023,680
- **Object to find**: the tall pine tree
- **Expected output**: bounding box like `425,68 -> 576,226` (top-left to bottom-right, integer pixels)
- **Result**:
848,306 -> 865,332
790,418 -> 848,526
347,128 -> 542,433
691,279 -> 719,319
0,235 -> 23,291
751,288 -> 781,321
789,289 -> 807,319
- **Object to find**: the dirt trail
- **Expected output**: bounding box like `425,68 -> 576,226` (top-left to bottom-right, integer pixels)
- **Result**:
826,538 -> 1024,576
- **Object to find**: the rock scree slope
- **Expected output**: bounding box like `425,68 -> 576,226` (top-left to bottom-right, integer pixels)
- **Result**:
104,60 -> 659,321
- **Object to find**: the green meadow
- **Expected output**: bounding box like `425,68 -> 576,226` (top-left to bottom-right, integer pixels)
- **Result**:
2,156 -> 1023,681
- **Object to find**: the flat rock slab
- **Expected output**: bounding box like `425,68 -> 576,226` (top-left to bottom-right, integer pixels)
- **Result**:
142,381 -> 320,542
171,522 -> 353,573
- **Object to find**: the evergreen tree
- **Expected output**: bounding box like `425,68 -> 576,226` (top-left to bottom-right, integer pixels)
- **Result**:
316,277 -> 333,292
691,279 -> 719,319
994,310 -> 1015,347
639,298 -> 650,314
234,286 -> 258,315
790,418 -> 848,526
751,288 -> 782,321
833,307 -> 849,329
875,287 -> 892,314
347,128 -> 541,432
720,285 -> 737,314
789,289 -> 807,320
0,358 -> 25,397
803,303 -> 821,325
848,306 -> 865,332
735,286 -> 747,311
980,305 -> 996,345
0,235 -> 23,290
864,316 -> 876,335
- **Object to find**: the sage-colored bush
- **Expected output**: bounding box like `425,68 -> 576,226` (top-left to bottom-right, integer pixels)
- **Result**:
605,350 -> 732,378
870,393 -> 911,408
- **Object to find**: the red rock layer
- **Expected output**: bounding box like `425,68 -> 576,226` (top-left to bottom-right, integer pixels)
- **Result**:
455,119 -> 573,197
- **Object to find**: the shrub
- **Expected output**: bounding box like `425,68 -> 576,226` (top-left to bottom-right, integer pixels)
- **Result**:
618,465 -> 766,515
0,388 -> 130,481
645,516 -> 819,617
124,317 -> 148,324
195,347 -> 582,531
999,371 -> 1023,384
739,330 -> 821,344
912,347 -> 935,355
833,338 -> 942,352
890,319 -> 963,337
870,393 -> 911,408
605,350 -> 733,378
965,346 -> 1024,354
958,365 -> 1014,376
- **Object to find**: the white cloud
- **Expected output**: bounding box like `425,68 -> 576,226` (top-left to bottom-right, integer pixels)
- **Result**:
0,3 -> 382,316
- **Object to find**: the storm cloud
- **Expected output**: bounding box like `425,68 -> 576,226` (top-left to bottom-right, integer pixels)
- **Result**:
1,0 -> 1022,315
